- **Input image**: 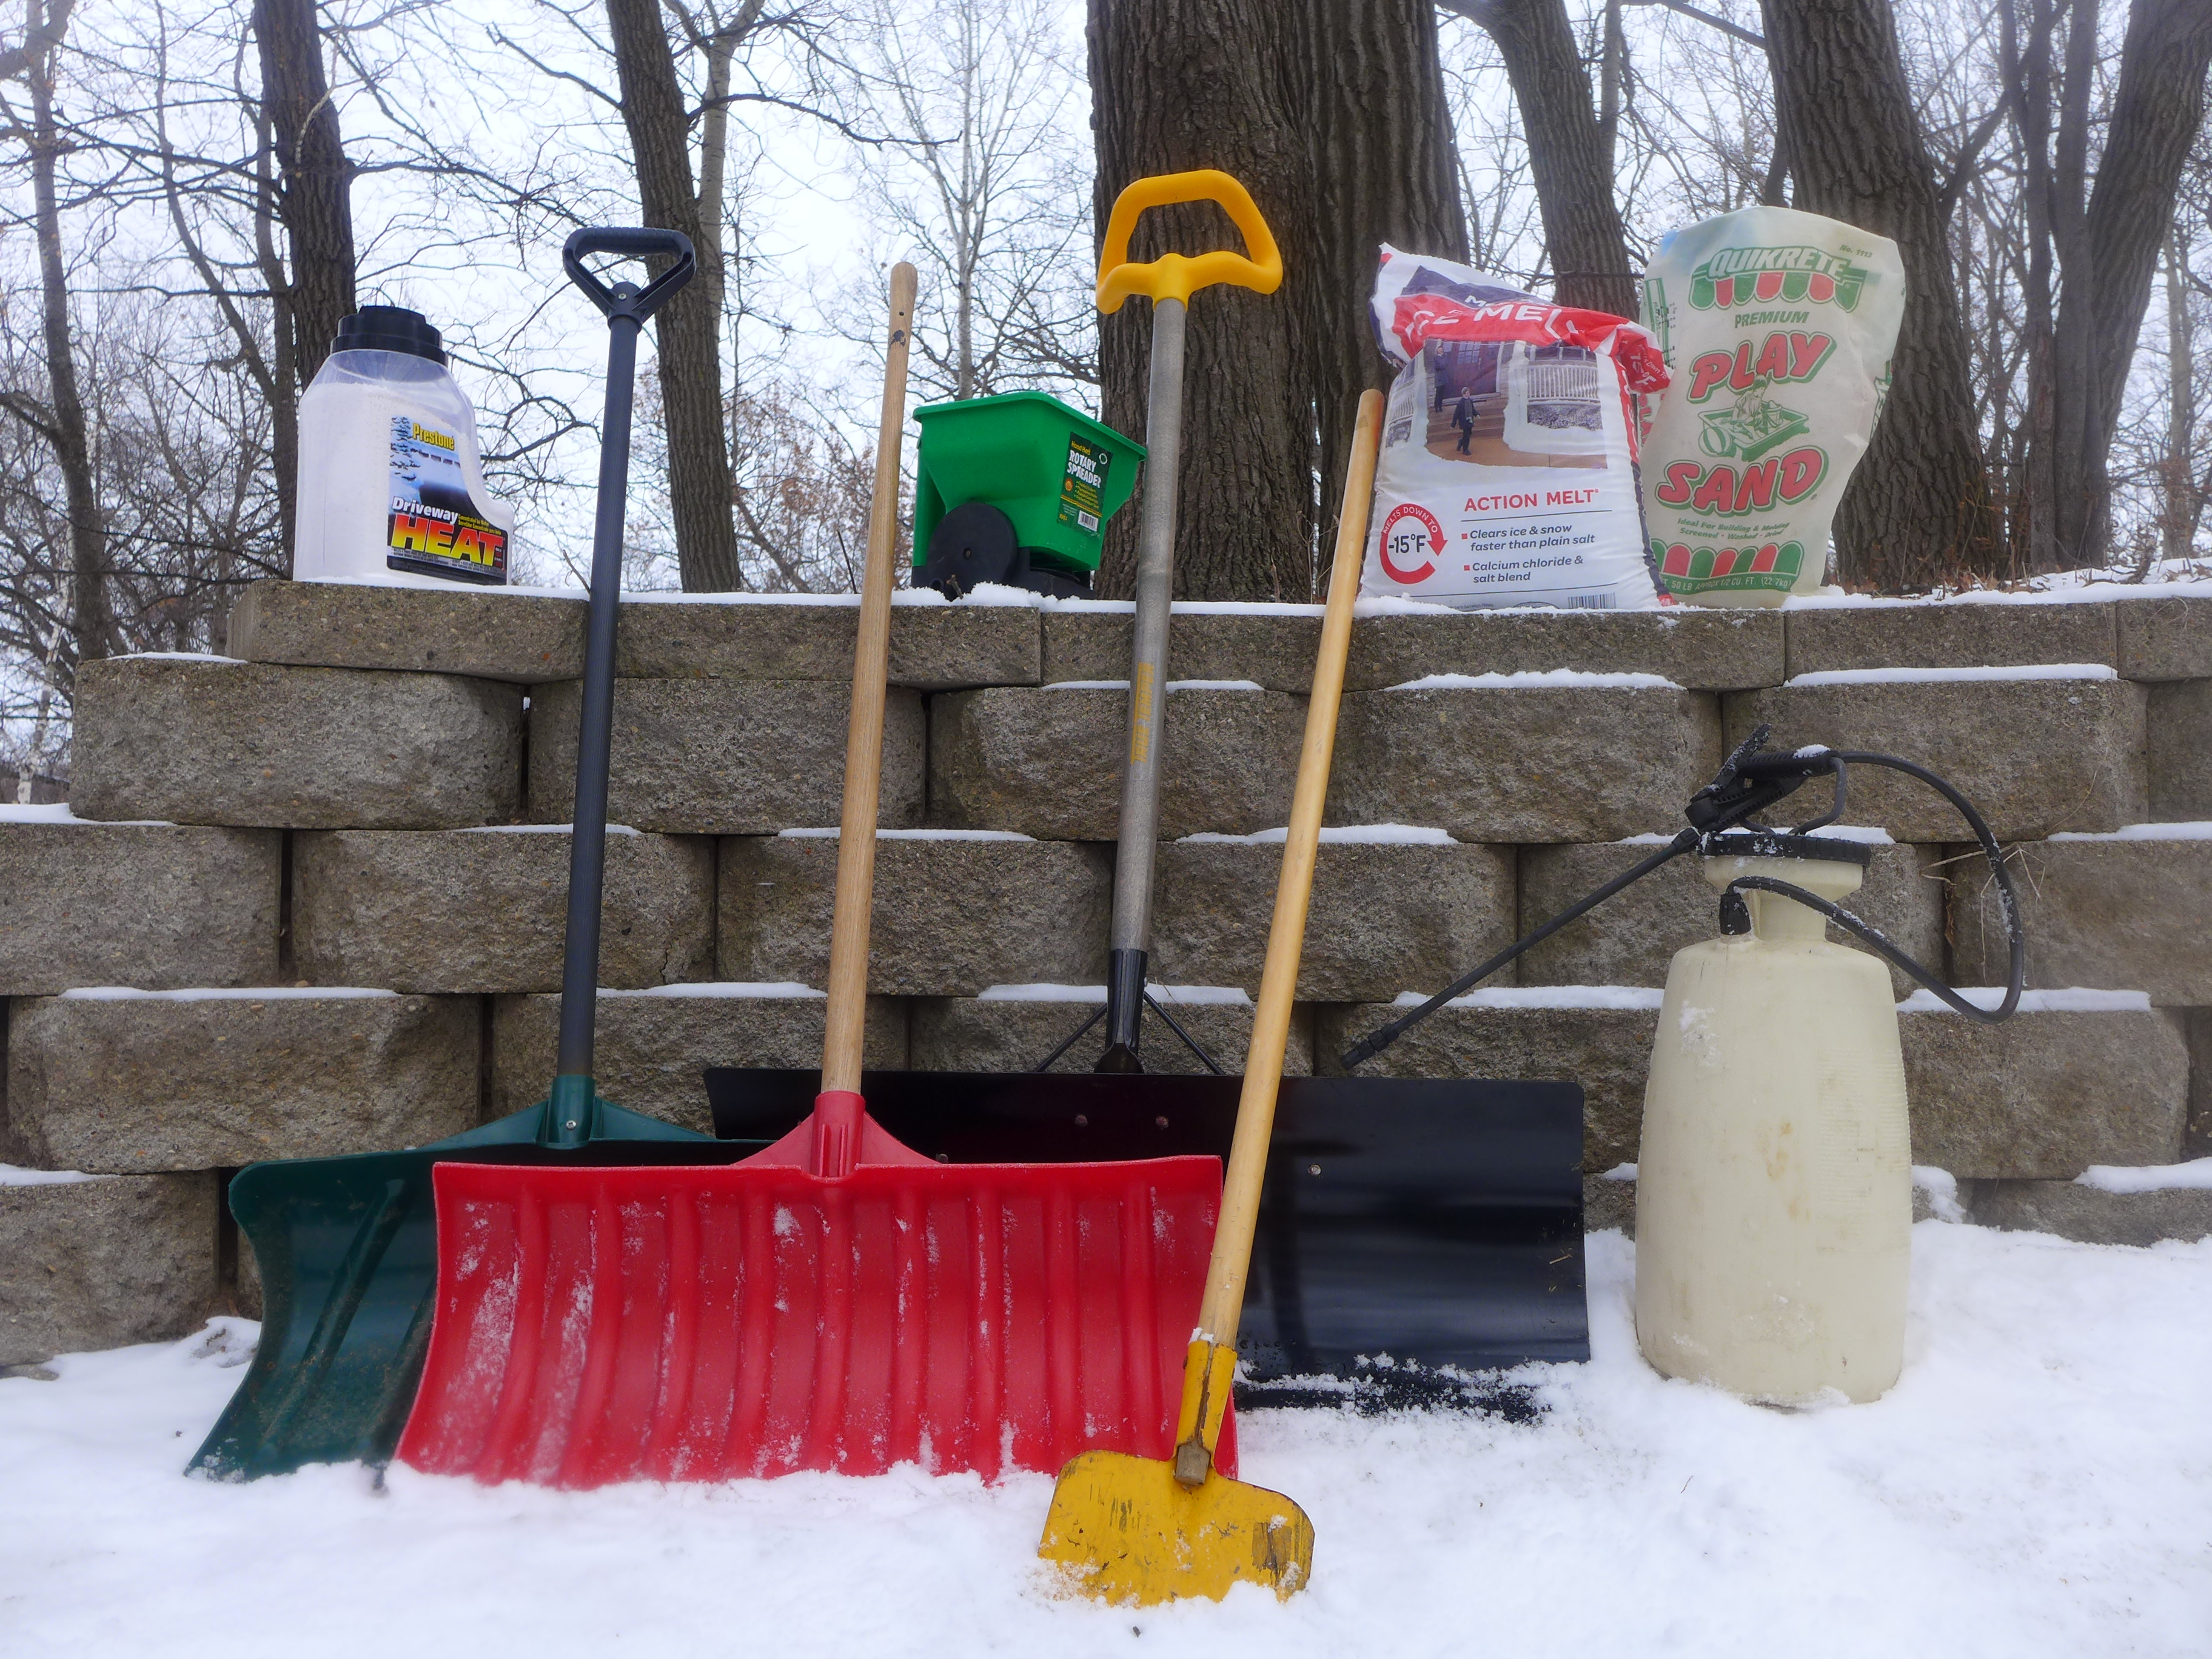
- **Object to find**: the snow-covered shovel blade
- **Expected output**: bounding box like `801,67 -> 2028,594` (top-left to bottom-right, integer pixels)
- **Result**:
1039,1450 -> 1312,1604
395,1156 -> 1225,1485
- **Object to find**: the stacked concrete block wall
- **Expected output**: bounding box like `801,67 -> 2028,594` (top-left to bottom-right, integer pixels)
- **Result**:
4,581 -> 2208,1363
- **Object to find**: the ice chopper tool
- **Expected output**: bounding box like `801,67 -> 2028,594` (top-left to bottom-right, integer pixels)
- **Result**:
1034,390 -> 1386,1606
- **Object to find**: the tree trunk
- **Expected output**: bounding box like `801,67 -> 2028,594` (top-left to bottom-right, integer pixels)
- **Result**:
253,0 -> 354,389
1290,0 -> 1468,560
2047,0 -> 2212,566
21,0 -> 113,662
1088,0 -> 1314,601
606,0 -> 743,591
1444,0 -> 1638,318
252,106 -> 300,572
1760,0 -> 1999,589
2160,221 -> 2200,562
2002,0 -> 2059,573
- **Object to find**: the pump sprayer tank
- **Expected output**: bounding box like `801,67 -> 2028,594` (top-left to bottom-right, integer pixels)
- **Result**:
1634,833 -> 1909,1403
1336,729 -> 2028,1407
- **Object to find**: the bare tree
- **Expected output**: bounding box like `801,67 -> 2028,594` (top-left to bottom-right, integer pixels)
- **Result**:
253,0 -> 354,385
0,0 -> 116,662
602,0 -> 745,591
2003,0 -> 2212,568
2154,212 -> 2207,561
1440,0 -> 1637,316
1088,0 -> 1470,600
1088,0 -> 1313,601
844,0 -> 1090,405
1760,0 -> 2000,589
1294,0 -> 1469,549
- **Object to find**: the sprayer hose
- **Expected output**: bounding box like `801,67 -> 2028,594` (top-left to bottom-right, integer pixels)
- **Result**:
1340,746 -> 2029,1068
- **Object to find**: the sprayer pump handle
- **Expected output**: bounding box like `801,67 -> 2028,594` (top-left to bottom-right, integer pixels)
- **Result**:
1683,724 -> 1838,837
563,228 -> 696,325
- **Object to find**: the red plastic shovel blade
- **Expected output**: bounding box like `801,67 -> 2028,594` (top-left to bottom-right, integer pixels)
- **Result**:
395,1156 -> 1233,1488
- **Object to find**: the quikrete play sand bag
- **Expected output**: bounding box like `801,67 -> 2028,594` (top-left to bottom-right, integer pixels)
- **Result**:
1637,206 -> 1905,605
1360,246 -> 1671,610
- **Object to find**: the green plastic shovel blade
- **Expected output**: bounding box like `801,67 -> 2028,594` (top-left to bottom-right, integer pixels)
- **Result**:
189,1094 -> 749,1481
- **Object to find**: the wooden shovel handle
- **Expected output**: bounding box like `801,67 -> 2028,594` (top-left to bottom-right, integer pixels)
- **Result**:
821,263 -> 919,1096
1195,388 -> 1384,1342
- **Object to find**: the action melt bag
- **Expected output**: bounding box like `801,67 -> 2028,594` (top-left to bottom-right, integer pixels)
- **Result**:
1360,246 -> 1671,611
1637,206 -> 1905,605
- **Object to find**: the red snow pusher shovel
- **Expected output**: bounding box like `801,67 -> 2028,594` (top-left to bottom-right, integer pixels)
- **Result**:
395,266 -> 1226,1489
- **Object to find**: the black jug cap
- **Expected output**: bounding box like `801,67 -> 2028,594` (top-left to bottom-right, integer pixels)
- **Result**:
1700,828 -> 1874,867
333,306 -> 446,365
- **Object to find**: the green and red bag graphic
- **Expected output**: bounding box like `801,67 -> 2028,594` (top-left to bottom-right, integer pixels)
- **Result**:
1638,207 -> 1904,605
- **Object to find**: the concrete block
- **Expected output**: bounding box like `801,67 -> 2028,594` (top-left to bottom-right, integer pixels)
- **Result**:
619,596 -> 1039,691
489,988 -> 907,1132
7,991 -> 478,1172
293,828 -> 712,993
1783,600 -> 2116,677
1582,1173 -> 1635,1236
227,578 -> 583,683
1969,1179 -> 2212,1245
1900,1005 -> 2188,1178
928,685 -> 1304,840
717,833 -> 1109,996
1321,997 -> 1658,1173
72,657 -> 523,830
2116,592 -> 2212,681
1330,683 -> 1722,843
1949,835 -> 2212,1005
2147,679 -> 2212,822
1042,607 -> 1321,693
1724,675 -> 2146,840
2187,1010 -> 2212,1160
528,678 -> 925,834
1516,838 -> 1945,997
1150,836 -> 1515,1002
909,993 -> 1312,1076
0,821 -> 280,995
1346,606 -> 1785,692
0,1172 -> 216,1364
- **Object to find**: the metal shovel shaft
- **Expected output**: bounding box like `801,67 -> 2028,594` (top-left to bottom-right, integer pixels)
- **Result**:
1101,296 -> 1187,1067
552,312 -> 640,1103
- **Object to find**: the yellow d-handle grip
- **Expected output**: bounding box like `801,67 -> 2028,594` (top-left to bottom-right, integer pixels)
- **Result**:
1095,169 -> 1283,314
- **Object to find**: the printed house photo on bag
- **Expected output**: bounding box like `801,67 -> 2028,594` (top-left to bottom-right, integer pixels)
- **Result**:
1361,246 -> 1672,612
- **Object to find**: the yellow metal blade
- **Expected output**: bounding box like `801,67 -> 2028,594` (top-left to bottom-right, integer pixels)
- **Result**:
1037,1450 -> 1314,1606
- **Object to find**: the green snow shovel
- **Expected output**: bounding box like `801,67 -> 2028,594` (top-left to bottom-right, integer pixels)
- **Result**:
190,229 -> 761,1480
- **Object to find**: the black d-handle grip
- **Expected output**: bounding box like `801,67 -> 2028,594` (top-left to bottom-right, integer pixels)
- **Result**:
563,227 -> 695,324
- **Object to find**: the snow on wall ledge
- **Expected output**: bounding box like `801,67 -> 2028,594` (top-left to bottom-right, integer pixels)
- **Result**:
1785,663 -> 2117,687
1895,987 -> 2154,1014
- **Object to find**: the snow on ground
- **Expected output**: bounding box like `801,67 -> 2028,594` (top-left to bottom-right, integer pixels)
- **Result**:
4,1224 -> 2209,1658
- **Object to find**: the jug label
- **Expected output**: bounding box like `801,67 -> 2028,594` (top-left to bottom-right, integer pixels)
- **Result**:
387,417 -> 509,582
1057,435 -> 1111,535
